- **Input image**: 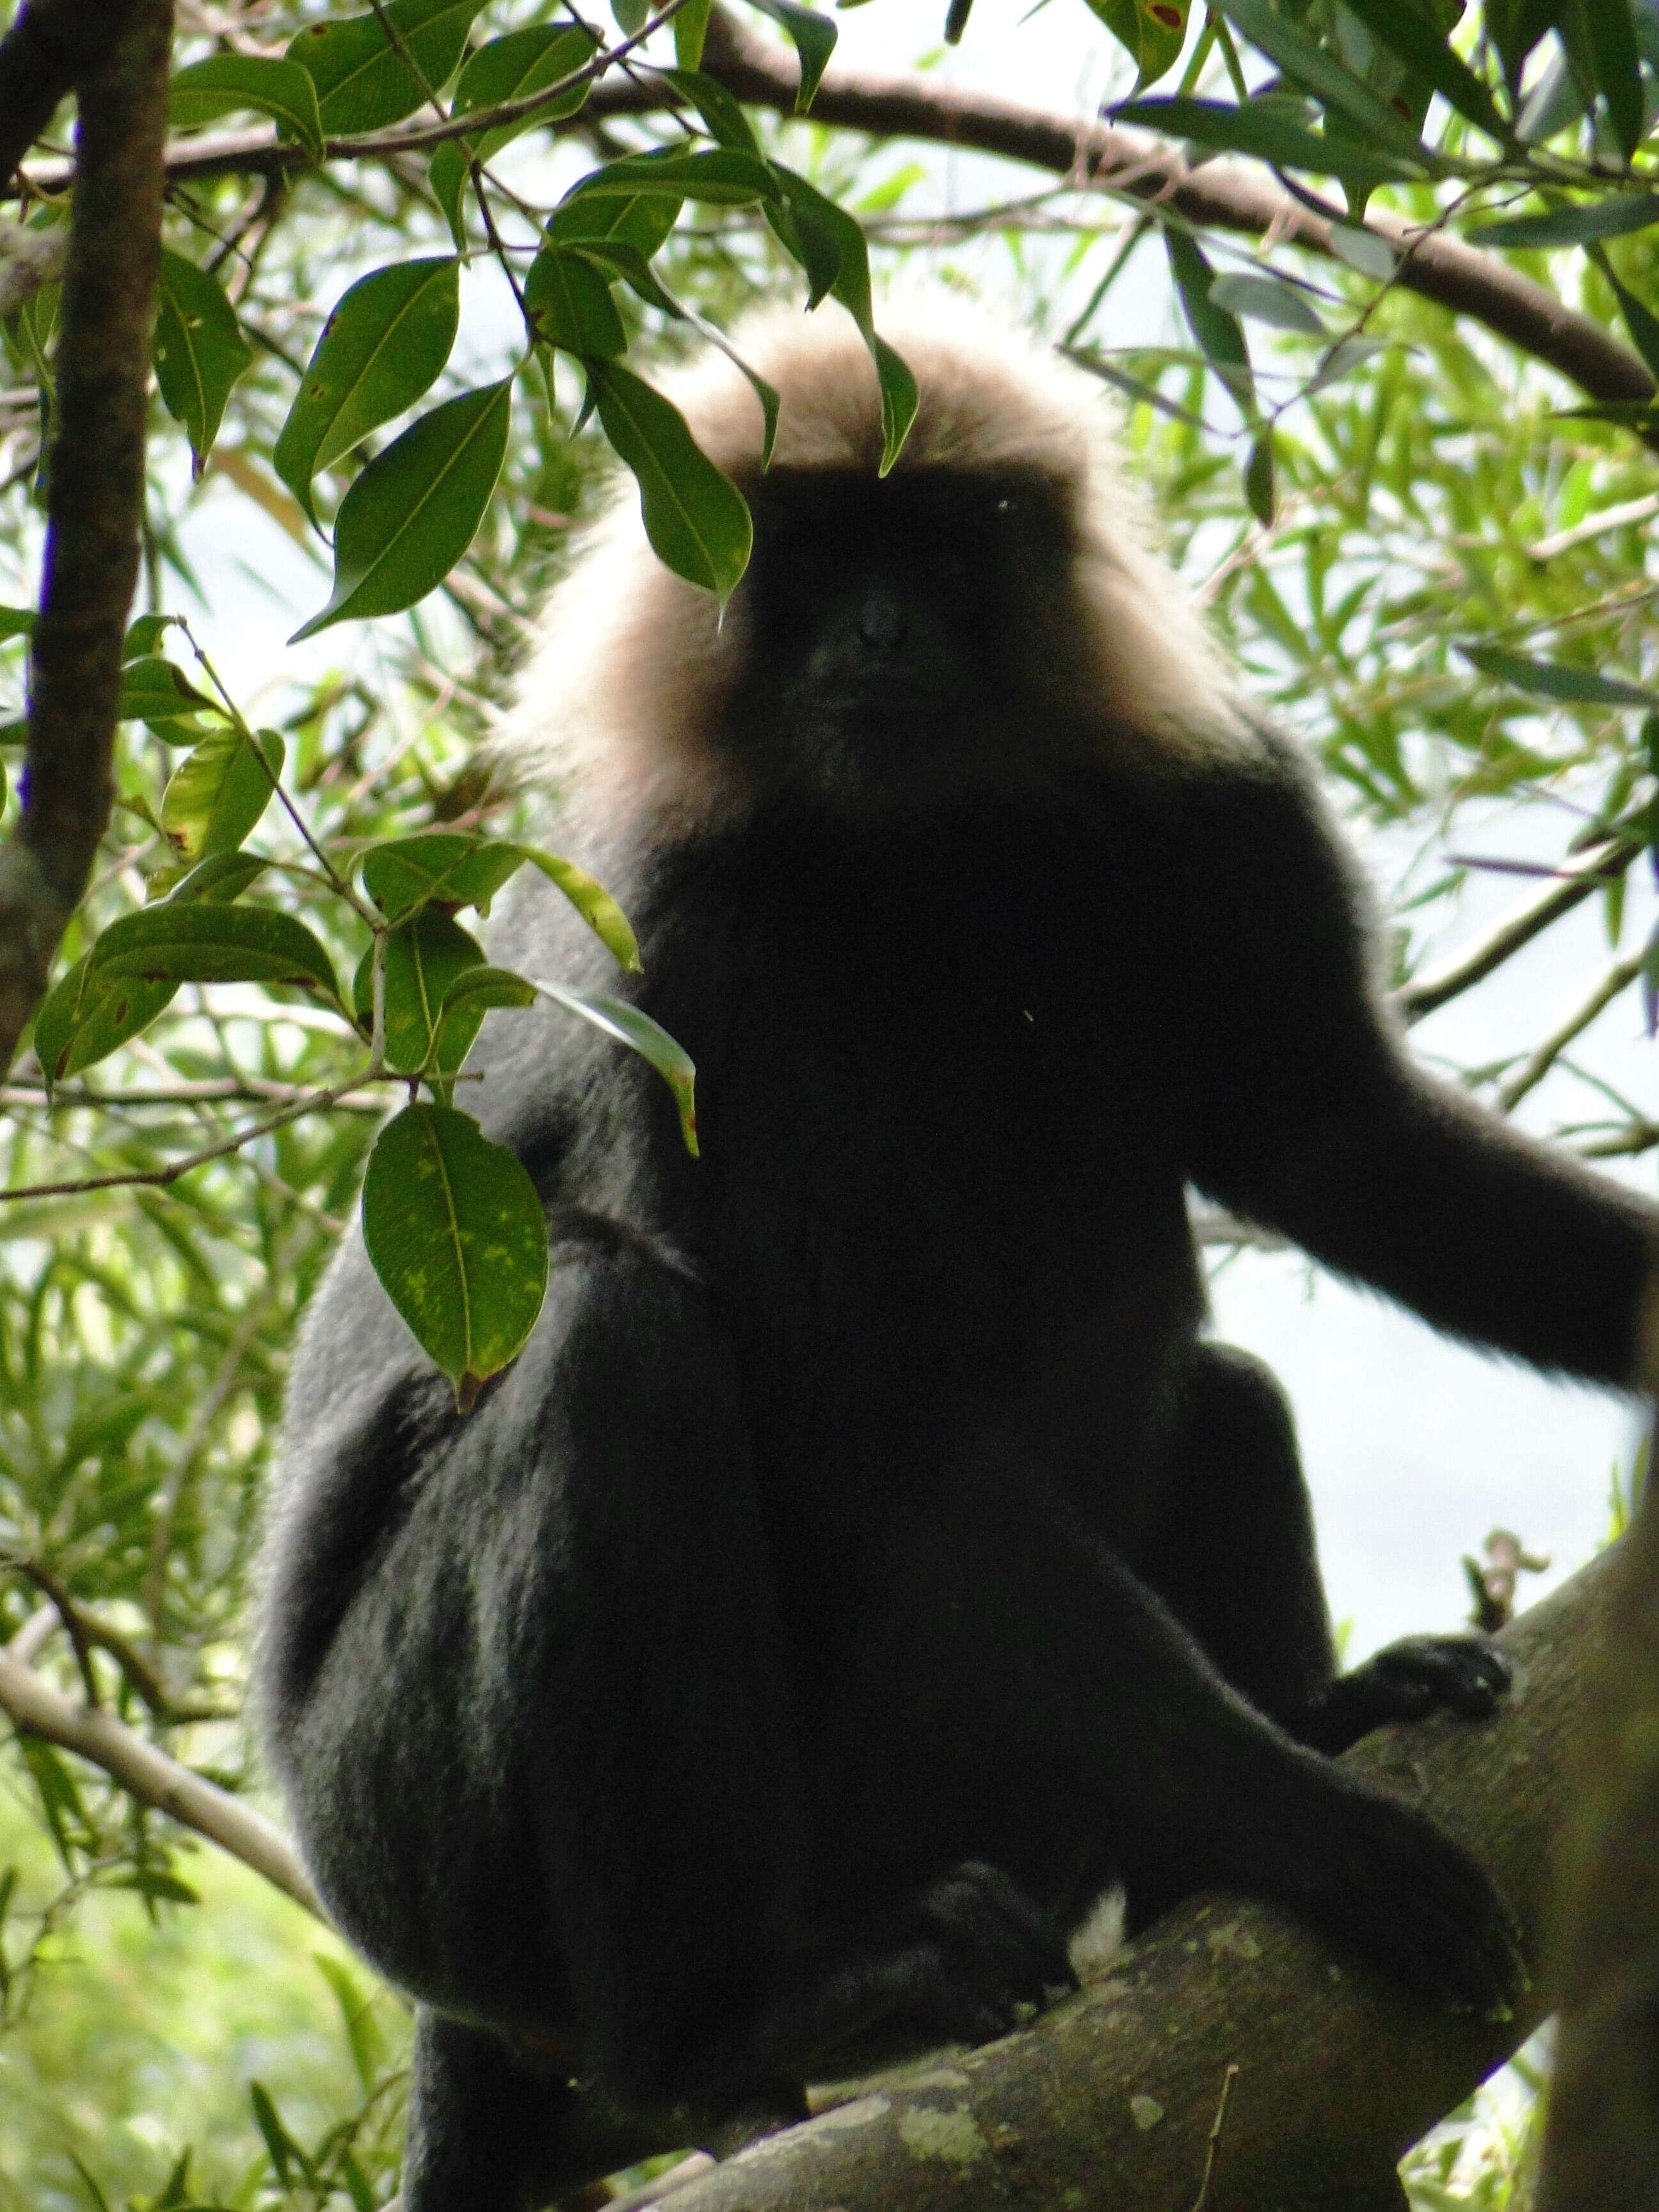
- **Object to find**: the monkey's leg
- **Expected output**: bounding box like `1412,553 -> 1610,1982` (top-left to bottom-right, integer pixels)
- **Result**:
1134,1342 -> 1509,1756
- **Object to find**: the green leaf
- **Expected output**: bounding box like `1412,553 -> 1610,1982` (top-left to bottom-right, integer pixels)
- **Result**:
248,2084 -> 303,2192
1580,0 -> 1645,162
437,962 -> 539,1018
87,902 -> 341,1000
116,654 -> 221,730
533,977 -> 698,1155
353,910 -> 485,1073
545,185 -> 682,258
287,0 -> 487,134
1463,643 -> 1659,707
121,612 -> 173,659
1084,0 -> 1190,89
362,1103 -> 549,1404
1587,243 -> 1659,383
588,358 -> 752,598
1334,0 -> 1512,145
291,380 -> 512,641
517,847 -> 641,970
0,605 -> 34,643
168,54 -> 325,157
674,0 -> 716,67
362,831 -> 526,920
1244,428 -> 1276,523
768,166 -> 917,470
159,725 -> 284,867
1326,223 -> 1398,279
1166,227 -> 1254,407
1486,0 -> 1564,90
741,0 -> 837,109
660,67 -> 760,150
525,244 -> 628,357
1211,0 -> 1438,161
1208,272 -> 1326,333
170,850 -> 270,903
312,1955 -> 387,2100
275,259 -> 461,524
427,26 -> 598,239
1114,95 -> 1417,193
568,147 -> 780,205
152,248 -> 253,475
1468,194 -> 1659,246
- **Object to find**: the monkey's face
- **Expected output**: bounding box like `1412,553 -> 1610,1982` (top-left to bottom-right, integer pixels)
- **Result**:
717,466 -> 1081,803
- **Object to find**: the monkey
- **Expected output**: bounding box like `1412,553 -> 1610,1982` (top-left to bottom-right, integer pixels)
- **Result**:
255,296 -> 1659,2212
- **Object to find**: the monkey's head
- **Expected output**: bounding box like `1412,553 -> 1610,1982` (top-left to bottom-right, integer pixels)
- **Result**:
508,296 -> 1234,821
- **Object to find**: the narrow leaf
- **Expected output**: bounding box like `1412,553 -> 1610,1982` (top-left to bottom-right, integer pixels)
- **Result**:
518,847 -> 641,970
566,147 -> 779,205
152,248 -> 253,474
1463,643 -> 1659,706
1335,0 -> 1512,145
534,977 -> 698,1155
660,67 -> 760,150
1211,0 -> 1438,161
116,655 -> 221,729
545,185 -> 682,257
353,910 -> 485,1074
587,359 -> 752,598
1208,272 -> 1326,333
526,244 -> 628,357
1084,0 -> 1190,90
742,0 -> 837,109
427,25 -> 598,234
291,380 -> 512,640
1469,195 -> 1659,247
362,831 -> 525,920
1115,95 -> 1416,193
87,902 -> 341,1000
273,258 -> 461,524
159,725 -> 284,866
1580,0 -> 1645,163
362,1103 -> 549,1404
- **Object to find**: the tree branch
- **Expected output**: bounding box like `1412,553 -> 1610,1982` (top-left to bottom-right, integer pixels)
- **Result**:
586,1551 -> 1616,2212
0,0 -> 173,1073
0,1638 -> 323,1917
24,10 -> 1649,419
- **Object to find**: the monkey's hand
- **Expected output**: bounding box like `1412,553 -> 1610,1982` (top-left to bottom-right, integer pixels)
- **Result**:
881,1861 -> 1077,2047
1299,1633 -> 1511,1757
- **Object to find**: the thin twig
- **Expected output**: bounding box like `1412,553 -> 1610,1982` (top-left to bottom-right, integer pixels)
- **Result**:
1189,2062 -> 1240,2212
1497,954 -> 1646,1113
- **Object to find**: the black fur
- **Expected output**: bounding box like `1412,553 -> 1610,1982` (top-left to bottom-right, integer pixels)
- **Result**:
258,463 -> 1659,2211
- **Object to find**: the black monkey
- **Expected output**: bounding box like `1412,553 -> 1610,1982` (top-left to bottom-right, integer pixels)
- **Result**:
257,301 -> 1659,2211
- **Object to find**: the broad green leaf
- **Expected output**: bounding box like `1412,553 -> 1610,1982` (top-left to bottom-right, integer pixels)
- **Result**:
1208,272 -> 1326,333
1581,0 -> 1645,163
273,258 -> 461,524
1085,0 -> 1189,89
121,613 -> 174,659
287,0 -> 487,134
613,0 -> 650,32
742,0 -> 837,109
1468,195 -> 1659,247
168,55 -> 325,157
312,1955 -> 387,2101
116,654 -> 221,730
1211,0 -> 1437,162
159,725 -> 284,866
1463,644 -> 1659,707
769,166 -> 917,470
1115,96 -> 1416,193
152,248 -> 253,475
588,359 -> 752,598
1334,0 -> 1512,145
362,831 -> 525,920
525,244 -> 627,357
545,185 -> 682,257
291,380 -> 512,641
87,902 -> 341,1001
427,26 -> 598,241
660,67 -> 760,150
353,910 -> 485,1073
438,963 -> 539,1019
32,860 -> 263,1082
362,1102 -> 549,1404
567,147 -> 779,205
533,977 -> 698,1155
1166,227 -> 1254,407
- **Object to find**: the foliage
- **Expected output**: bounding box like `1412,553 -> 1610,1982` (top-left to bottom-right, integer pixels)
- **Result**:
0,0 -> 1656,2204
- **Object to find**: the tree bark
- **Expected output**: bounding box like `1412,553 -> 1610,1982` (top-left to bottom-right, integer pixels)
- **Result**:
0,0 -> 173,1072
639,1550 -> 1616,2212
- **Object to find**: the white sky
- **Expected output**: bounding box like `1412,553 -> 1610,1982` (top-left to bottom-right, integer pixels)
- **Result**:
172,0 -> 1655,1660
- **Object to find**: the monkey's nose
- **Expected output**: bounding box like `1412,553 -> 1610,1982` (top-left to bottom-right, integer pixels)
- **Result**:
858,589 -> 908,652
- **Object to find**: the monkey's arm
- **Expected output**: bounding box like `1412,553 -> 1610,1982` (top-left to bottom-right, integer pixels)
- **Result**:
1183,741 -> 1659,1391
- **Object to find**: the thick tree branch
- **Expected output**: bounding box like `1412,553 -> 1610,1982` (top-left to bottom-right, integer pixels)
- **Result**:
20,12 -> 1650,419
0,0 -> 173,1073
598,1551 -> 1616,2212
